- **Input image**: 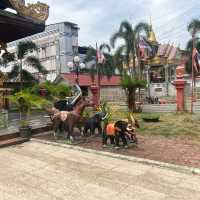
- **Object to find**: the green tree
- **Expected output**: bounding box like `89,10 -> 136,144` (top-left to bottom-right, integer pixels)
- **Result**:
188,19 -> 200,38
31,81 -> 71,101
7,41 -> 47,88
186,19 -> 200,74
9,90 -> 50,126
121,74 -> 146,111
110,20 -> 150,78
110,20 -> 150,111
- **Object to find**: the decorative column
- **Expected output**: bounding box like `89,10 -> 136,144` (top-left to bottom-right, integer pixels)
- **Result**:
90,83 -> 100,108
146,66 -> 151,97
164,64 -> 169,96
173,65 -> 186,112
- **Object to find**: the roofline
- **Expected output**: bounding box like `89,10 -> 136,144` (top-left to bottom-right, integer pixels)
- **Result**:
46,21 -> 79,29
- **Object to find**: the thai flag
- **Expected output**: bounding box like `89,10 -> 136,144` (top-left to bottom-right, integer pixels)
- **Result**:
96,49 -> 106,64
192,48 -> 200,73
139,36 -> 152,52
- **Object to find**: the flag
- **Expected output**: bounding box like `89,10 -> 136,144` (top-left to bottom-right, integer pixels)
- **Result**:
139,36 -> 152,52
192,48 -> 200,73
96,49 -> 106,64
139,36 -> 154,59
139,48 -> 145,59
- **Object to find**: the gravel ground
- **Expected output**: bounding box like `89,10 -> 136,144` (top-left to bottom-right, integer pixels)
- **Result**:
34,131 -> 200,168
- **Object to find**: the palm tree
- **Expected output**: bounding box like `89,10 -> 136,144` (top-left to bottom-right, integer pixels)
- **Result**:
0,52 -> 15,67
7,41 -> 47,89
110,20 -> 150,78
121,75 -> 146,111
110,20 -> 150,111
188,19 -> 200,38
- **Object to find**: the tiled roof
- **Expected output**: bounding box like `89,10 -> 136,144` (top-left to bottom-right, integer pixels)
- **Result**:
61,73 -> 121,86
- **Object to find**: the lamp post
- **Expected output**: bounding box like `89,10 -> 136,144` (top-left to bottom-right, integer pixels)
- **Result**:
67,56 -> 85,85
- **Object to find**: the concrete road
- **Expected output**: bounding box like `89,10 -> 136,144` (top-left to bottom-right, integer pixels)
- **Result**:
0,141 -> 200,200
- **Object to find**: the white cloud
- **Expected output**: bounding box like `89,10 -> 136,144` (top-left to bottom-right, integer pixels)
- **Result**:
27,0 -> 200,49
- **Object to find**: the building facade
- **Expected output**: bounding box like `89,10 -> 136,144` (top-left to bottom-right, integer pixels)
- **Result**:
1,22 -> 79,81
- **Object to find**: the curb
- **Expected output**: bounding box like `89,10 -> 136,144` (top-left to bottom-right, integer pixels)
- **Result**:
31,138 -> 200,176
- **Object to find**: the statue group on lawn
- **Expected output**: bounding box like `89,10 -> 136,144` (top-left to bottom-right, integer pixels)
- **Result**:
46,84 -> 139,148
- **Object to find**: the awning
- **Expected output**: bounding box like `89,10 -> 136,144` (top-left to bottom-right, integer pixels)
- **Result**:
0,10 -> 45,43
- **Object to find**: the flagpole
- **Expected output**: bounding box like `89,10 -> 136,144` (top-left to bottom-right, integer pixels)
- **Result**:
137,34 -> 141,102
191,34 -> 195,113
96,42 -> 100,106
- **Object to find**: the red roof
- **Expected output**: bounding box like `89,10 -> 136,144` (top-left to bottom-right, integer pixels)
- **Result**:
61,73 -> 121,86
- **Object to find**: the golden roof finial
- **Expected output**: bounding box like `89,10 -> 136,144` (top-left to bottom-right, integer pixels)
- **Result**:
150,15 -> 152,29
148,16 -> 157,44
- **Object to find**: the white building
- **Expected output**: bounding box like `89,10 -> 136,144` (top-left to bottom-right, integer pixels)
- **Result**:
1,21 -> 79,81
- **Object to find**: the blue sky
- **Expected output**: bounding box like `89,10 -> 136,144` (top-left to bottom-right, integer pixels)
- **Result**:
28,0 -> 200,49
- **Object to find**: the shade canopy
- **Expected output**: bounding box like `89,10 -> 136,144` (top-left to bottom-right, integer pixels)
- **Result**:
0,9 -> 45,43
0,0 -> 13,10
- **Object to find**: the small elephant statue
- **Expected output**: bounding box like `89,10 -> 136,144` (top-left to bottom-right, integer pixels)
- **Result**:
83,112 -> 107,136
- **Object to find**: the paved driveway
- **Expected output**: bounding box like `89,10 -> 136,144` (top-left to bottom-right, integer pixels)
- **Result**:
0,141 -> 200,200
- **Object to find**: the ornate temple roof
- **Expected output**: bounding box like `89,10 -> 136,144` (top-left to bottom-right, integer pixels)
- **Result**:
148,29 -> 157,44
148,18 -> 157,44
146,20 -> 182,66
2,0 -> 49,23
0,0 -> 13,9
0,0 -> 49,43
146,43 -> 181,66
0,10 -> 45,43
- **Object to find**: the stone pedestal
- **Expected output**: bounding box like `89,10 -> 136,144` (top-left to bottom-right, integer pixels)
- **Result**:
90,84 -> 100,108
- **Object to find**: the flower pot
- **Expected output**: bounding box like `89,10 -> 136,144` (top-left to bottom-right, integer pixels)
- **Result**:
39,88 -> 48,97
19,126 -> 32,139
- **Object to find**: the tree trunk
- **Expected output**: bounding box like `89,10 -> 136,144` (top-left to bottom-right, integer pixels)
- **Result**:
20,59 -> 23,91
132,55 -> 136,77
127,88 -> 136,112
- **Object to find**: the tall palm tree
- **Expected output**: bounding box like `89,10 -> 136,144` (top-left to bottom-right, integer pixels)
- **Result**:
110,20 -> 150,78
110,20 -> 150,111
7,41 -> 47,88
188,19 -> 200,38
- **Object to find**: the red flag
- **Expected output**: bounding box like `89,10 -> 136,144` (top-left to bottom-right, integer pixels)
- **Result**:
192,48 -> 200,73
96,48 -> 105,64
139,48 -> 145,60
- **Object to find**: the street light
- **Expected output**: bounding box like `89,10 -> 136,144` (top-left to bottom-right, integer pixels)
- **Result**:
67,56 -> 85,85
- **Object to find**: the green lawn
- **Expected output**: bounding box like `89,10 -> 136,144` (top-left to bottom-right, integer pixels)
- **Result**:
109,109 -> 200,141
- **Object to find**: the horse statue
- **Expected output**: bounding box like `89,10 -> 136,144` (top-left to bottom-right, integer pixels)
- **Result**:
52,97 -> 92,140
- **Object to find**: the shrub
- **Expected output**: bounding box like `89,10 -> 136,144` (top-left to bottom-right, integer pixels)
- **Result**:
142,114 -> 160,122
31,81 -> 71,100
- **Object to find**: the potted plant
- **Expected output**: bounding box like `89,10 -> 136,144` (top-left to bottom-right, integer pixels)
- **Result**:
10,90 -> 48,139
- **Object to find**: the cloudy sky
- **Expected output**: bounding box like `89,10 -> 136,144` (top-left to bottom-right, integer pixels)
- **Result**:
28,0 -> 200,49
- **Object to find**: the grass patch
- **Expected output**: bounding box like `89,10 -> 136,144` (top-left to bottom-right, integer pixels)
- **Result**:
108,108 -> 200,141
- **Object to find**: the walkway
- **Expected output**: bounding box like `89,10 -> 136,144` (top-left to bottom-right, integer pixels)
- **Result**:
0,141 -> 199,200
0,111 -> 50,136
